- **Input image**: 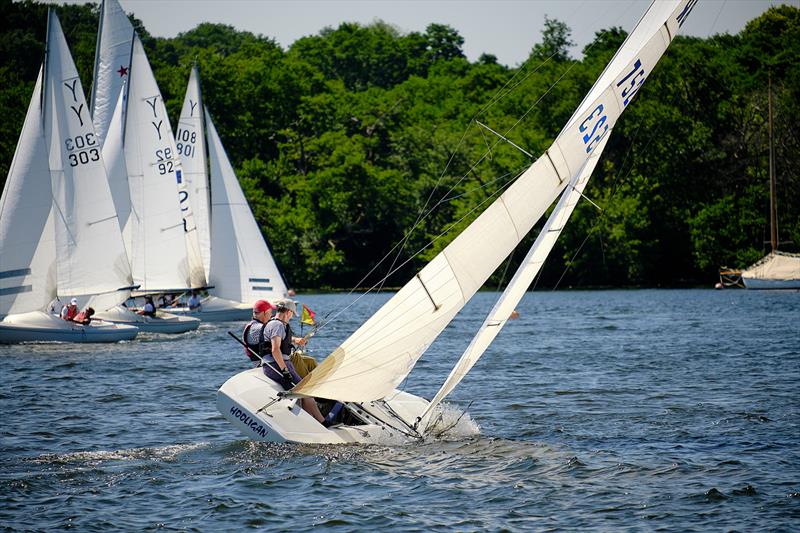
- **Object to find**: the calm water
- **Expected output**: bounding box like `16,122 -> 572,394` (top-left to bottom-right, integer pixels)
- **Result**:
1,289 -> 798,531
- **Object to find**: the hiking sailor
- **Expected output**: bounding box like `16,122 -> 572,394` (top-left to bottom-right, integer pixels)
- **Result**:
250,298 -> 330,426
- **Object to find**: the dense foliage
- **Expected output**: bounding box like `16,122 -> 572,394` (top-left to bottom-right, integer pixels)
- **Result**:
2,0 -> 798,289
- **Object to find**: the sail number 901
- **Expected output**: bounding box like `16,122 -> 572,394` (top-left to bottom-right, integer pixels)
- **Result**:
64,133 -> 99,167
176,128 -> 197,158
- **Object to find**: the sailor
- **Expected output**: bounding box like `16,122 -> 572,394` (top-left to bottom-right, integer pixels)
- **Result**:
261,298 -> 329,426
60,298 -> 79,321
137,296 -> 157,317
73,307 -> 95,325
242,299 -> 275,362
187,291 -> 201,310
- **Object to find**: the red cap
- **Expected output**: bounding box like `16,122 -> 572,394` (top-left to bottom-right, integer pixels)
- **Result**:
252,300 -> 274,314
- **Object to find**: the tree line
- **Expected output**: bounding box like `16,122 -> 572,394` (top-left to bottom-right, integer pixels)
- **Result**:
2,0 -> 798,289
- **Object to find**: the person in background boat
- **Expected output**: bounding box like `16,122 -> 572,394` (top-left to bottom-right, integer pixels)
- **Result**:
60,298 -> 79,321
187,291 -> 201,310
137,296 -> 156,317
262,299 -> 329,426
72,307 -> 95,325
158,293 -> 177,308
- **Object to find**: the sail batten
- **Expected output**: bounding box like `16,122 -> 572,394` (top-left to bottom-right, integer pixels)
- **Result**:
292,0 -> 695,403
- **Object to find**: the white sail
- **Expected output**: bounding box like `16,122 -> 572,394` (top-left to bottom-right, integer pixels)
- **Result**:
102,85 -> 133,258
206,109 -> 288,303
292,0 -> 696,402
177,65 -> 212,276
0,69 -> 57,318
44,11 -> 132,299
422,135 -> 610,423
90,0 -> 134,146
124,35 -> 196,292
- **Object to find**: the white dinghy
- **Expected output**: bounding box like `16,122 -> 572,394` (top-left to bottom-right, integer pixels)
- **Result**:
169,66 -> 289,322
88,6 -> 202,333
0,12 -> 138,343
217,0 -> 698,443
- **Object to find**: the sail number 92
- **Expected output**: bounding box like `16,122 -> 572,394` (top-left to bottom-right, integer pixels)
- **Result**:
579,104 -> 609,154
64,133 -> 99,167
156,148 -> 174,175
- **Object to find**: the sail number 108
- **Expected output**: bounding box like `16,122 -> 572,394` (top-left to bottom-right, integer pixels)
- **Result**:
176,128 -> 197,158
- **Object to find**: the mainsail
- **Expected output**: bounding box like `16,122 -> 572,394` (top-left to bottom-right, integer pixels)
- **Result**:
177,65 -> 212,276
206,108 -> 289,303
90,0 -> 134,146
123,35 -> 200,292
292,0 -> 697,402
0,69 -> 56,317
44,11 -> 132,300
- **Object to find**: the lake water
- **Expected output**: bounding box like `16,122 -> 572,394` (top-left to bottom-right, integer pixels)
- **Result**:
1,289 -> 798,531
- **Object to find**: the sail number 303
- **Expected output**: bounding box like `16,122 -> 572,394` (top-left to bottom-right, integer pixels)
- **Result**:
64,133 -> 100,167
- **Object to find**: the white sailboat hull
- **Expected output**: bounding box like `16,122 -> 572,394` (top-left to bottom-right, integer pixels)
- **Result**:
93,305 -> 200,333
169,296 -> 252,322
217,367 -> 431,444
0,311 -> 138,343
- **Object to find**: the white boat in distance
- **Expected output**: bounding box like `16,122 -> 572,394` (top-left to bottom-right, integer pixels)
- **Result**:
741,77 -> 800,289
217,0 -> 699,443
169,65 -> 289,322
0,11 -> 138,343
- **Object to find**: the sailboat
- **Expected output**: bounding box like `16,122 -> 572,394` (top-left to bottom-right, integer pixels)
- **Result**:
217,0 -> 698,442
740,76 -> 800,289
0,11 -> 138,343
91,30 -> 202,333
168,66 -> 289,321
85,0 -> 205,332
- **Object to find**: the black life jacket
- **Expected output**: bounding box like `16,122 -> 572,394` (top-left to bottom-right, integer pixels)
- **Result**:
242,319 -> 265,363
267,317 -> 293,358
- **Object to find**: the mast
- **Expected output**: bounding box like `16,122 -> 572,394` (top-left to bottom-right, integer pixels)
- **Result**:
89,0 -> 105,114
768,72 -> 778,253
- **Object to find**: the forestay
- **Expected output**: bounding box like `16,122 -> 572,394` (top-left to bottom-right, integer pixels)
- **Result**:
0,70 -> 56,317
292,0 -> 698,403
206,109 -> 288,303
90,0 -> 134,146
177,65 -> 212,277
